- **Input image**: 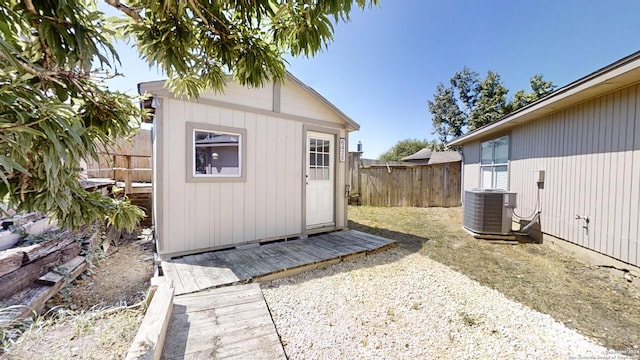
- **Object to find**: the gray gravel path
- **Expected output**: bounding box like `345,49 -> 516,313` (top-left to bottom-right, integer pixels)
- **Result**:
261,247 -> 627,359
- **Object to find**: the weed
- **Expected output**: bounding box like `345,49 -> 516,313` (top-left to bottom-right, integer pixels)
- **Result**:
460,311 -> 480,327
386,307 -> 396,321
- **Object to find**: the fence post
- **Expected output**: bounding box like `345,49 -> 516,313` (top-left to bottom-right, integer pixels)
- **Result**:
124,155 -> 132,195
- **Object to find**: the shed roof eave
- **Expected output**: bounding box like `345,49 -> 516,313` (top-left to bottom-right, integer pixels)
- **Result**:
137,75 -> 360,131
284,72 -> 360,131
447,50 -> 640,147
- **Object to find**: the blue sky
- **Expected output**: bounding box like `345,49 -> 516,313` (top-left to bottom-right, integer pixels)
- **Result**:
103,1 -> 640,159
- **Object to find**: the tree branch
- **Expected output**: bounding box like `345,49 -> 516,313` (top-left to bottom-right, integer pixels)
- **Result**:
23,0 -> 55,67
104,0 -> 143,22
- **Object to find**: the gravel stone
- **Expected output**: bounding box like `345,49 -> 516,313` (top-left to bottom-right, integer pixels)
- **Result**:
261,247 -> 628,359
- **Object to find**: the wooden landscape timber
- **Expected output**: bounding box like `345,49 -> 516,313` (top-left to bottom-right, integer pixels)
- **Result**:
0,240 -> 80,299
0,256 -> 88,325
0,227 -> 99,325
125,280 -> 174,360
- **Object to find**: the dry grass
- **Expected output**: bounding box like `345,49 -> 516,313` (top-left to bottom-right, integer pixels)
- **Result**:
349,206 -> 640,353
1,306 -> 143,360
1,234 -> 153,359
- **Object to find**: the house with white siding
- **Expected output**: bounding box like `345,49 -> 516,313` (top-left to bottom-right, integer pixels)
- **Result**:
449,51 -> 640,272
139,73 -> 358,258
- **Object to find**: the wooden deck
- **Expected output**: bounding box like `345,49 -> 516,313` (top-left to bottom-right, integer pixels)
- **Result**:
161,230 -> 396,296
159,230 -> 395,359
161,283 -> 285,359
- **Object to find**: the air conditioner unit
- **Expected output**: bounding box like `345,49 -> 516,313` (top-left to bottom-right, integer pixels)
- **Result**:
463,189 -> 517,235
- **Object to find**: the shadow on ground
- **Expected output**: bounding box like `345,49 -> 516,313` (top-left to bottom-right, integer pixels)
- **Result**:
347,206 -> 640,353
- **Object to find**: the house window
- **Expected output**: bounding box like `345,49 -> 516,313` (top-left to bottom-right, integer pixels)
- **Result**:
480,135 -> 509,190
187,122 -> 246,182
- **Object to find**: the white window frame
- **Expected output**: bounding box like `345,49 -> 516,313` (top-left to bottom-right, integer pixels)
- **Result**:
186,122 -> 247,183
480,135 -> 509,190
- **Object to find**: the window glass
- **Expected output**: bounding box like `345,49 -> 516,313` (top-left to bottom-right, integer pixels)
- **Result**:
308,137 -> 331,181
481,141 -> 493,165
494,165 -> 509,190
481,167 -> 493,189
194,130 -> 240,177
494,136 -> 509,164
480,135 -> 509,190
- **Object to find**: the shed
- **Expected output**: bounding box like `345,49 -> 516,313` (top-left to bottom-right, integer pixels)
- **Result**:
139,73 -> 358,258
449,50 -> 640,270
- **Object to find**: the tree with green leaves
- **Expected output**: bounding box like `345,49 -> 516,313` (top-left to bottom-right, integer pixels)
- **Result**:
468,71 -> 508,130
379,139 -> 442,161
508,74 -> 556,111
0,0 -> 377,231
427,83 -> 465,145
450,66 -> 479,115
428,68 -> 556,142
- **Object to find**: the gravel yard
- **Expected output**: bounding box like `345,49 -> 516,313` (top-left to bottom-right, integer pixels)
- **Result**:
262,247 -> 622,359
262,206 -> 640,359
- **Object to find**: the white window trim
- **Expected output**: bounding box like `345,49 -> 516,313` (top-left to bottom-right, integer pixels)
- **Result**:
480,135 -> 509,190
186,122 -> 247,183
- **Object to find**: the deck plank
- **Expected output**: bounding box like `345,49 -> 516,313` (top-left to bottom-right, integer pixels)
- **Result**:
162,283 -> 285,360
349,230 -> 396,247
163,230 -> 396,294
195,252 -> 242,285
160,260 -> 186,295
331,231 -> 384,250
172,258 -> 205,294
161,231 -> 396,360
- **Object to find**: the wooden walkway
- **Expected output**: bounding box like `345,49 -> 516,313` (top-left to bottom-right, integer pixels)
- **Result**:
161,284 -> 285,359
161,230 -> 396,296
159,230 -> 395,359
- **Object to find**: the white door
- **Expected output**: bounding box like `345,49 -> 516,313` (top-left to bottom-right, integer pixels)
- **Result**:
306,131 -> 334,228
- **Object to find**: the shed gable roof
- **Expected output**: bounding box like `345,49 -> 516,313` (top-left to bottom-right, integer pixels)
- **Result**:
138,72 -> 359,131
448,50 -> 640,146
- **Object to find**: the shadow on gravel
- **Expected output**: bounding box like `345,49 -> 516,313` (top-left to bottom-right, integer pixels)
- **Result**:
346,206 -> 640,353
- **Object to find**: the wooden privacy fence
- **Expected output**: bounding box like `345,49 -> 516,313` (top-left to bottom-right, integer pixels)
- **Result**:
351,160 -> 461,208
84,129 -> 152,183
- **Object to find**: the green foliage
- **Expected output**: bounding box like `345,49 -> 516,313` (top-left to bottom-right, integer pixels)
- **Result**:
468,71 -> 508,130
121,0 -> 378,97
450,66 -> 479,114
0,0 -> 377,231
379,139 -> 442,161
508,74 -> 556,112
428,84 -> 465,144
428,69 -> 556,142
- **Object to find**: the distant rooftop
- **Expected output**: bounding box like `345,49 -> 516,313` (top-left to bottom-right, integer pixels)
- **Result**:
401,148 -> 461,164
401,148 -> 433,161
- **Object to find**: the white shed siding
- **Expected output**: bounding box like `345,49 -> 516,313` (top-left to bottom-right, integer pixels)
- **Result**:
158,98 -> 307,256
200,82 -> 274,111
503,85 -> 640,267
280,80 -> 342,124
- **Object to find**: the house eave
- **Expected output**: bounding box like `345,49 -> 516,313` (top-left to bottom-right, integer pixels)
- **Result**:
448,50 -> 640,146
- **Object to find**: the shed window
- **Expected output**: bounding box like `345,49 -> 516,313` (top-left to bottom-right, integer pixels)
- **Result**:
480,135 -> 509,190
187,122 -> 247,182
